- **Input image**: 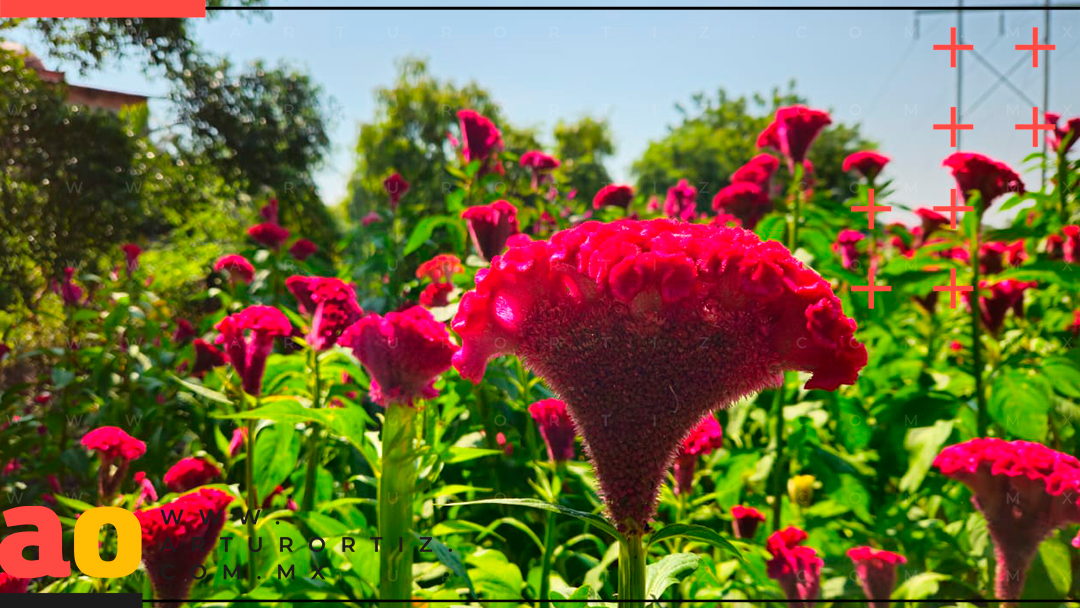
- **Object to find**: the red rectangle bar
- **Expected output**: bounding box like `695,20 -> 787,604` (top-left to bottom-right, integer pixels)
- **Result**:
0,0 -> 205,18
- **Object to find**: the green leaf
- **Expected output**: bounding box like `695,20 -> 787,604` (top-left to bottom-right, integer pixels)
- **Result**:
1037,537 -> 1072,595
217,400 -> 368,451
644,553 -> 700,601
443,498 -> 620,540
169,373 -> 232,405
647,523 -> 745,565
899,419 -> 954,493
553,584 -> 600,608
415,532 -> 478,600
1042,359 -> 1080,398
894,572 -> 950,600
989,370 -> 1049,440
403,215 -> 465,256
466,548 -> 524,599
254,423 -> 300,501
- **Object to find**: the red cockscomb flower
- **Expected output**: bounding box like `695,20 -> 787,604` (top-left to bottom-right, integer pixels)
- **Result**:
915,208 -> 949,245
121,243 -> 142,276
593,184 -> 635,210
53,267 -> 83,307
214,254 -> 255,285
528,398 -> 577,463
731,505 -> 766,540
732,154 -> 781,193
663,179 -> 698,222
417,254 -> 465,283
672,415 -> 723,495
0,343 -> 11,363
248,222 -> 291,249
1071,309 -> 1080,337
1063,225 -> 1079,263
848,547 -> 906,608
834,230 -> 865,270
214,306 -> 293,396
136,488 -> 232,603
758,106 -> 832,171
362,211 -> 382,226
191,338 -> 226,378
163,457 -> 220,493
285,276 -> 364,351
451,219 -> 866,532
767,527 -> 823,608
521,151 -> 560,189
458,109 -> 504,175
133,471 -> 157,508
963,279 -> 1036,335
934,439 -> 1080,602
82,426 -> 146,500
842,151 -> 890,183
712,182 -> 772,230
979,240 -> 1027,274
1045,112 -> 1080,156
1044,234 -> 1064,260
420,282 -> 454,308
339,306 -> 458,407
228,427 -> 248,458
173,319 -> 196,345
289,238 -> 318,261
462,200 -> 520,262
260,198 -> 279,223
0,573 -> 29,593
943,152 -> 1025,209
383,173 -> 410,210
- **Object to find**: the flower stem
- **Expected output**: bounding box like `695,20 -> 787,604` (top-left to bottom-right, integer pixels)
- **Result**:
770,380 -> 785,532
1058,151 -> 1069,223
379,403 -> 420,605
538,510 -> 556,608
245,397 -> 259,590
301,349 -> 323,513
617,533 -> 646,608
969,218 -> 988,436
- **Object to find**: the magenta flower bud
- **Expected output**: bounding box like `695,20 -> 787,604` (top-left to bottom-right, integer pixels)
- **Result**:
462,200 -> 519,262
383,172 -> 410,210
663,179 -> 698,222
767,527 -> 823,608
847,546 -> 906,608
248,222 -> 290,249
163,457 -> 221,493
712,182 -> 772,230
81,426 -> 146,500
592,184 -> 634,210
214,306 -> 293,396
286,276 -> 364,351
730,505 -> 766,540
757,105 -> 832,171
842,151 -> 890,182
213,254 -> 255,285
672,415 -> 723,495
833,230 -> 865,270
121,243 -> 142,276
528,399 -> 577,463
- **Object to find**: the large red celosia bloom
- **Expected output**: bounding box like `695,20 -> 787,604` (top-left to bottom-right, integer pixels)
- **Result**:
0,573 -> 29,593
289,238 -> 318,261
663,179 -> 698,222
248,222 -> 291,249
731,505 -> 766,539
943,152 -> 1025,209
712,182 -> 772,230
528,398 -> 577,463
451,219 -> 866,531
136,488 -> 232,604
121,243 -> 142,276
847,547 -> 906,608
767,527 -> 823,608
521,151 -> 560,189
163,457 -> 220,493
214,306 -> 293,395
81,426 -> 146,499
383,172 -> 410,209
458,109 -> 504,174
286,276 -> 364,351
732,153 -> 781,192
416,254 -> 465,283
592,184 -> 635,210
842,151 -> 890,182
963,279 -> 1036,335
192,338 -> 227,377
672,414 -> 723,495
339,306 -> 458,406
758,105 -> 832,170
214,254 -> 255,285
1045,112 -> 1080,156
462,200 -> 520,261
934,439 -> 1080,602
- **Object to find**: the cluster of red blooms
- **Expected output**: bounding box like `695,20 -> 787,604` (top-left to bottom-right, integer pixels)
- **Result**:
415,254 -> 464,309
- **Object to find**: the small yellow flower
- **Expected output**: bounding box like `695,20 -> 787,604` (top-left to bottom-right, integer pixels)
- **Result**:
788,474 -> 816,507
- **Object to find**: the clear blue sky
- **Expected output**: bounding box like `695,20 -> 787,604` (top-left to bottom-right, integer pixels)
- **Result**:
10,5 -> 1080,224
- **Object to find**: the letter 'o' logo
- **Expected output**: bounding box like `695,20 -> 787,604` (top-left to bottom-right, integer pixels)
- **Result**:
74,507 -> 141,577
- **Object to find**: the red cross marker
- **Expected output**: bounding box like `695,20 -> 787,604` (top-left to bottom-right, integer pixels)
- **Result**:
1015,107 -> 1055,147
933,267 -> 974,309
852,269 -> 891,309
933,107 -> 974,148
933,189 -> 973,229
1016,27 -> 1054,68
850,189 -> 891,229
933,27 -> 973,68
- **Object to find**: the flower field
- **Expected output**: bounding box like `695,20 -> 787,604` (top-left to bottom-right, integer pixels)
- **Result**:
2,39 -> 1080,607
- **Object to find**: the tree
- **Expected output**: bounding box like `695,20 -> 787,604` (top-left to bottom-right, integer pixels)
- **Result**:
631,82 -> 875,213
553,116 -> 615,201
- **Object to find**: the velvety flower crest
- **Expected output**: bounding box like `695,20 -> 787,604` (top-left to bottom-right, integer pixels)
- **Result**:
214,254 -> 255,284
289,238 -> 318,261
731,505 -> 766,539
758,105 -> 832,170
842,151 -> 890,182
767,526 -> 823,608
528,398 -> 577,462
592,184 -> 635,210
163,457 -> 221,493
248,222 -> 291,249
847,547 -> 906,608
712,182 -> 772,230
286,276 -> 364,351
214,306 -> 293,395
943,152 -> 1025,209
462,201 -> 520,261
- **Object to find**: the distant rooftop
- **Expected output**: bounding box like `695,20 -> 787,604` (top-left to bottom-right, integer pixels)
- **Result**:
1,41 -> 147,113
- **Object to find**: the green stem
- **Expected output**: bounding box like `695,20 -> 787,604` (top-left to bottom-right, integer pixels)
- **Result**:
245,396 -> 259,590
379,403 -> 420,605
538,511 -> 557,608
970,219 -> 988,437
617,533 -> 646,608
770,380 -> 785,532
301,350 -> 323,512
1059,151 -> 1069,223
